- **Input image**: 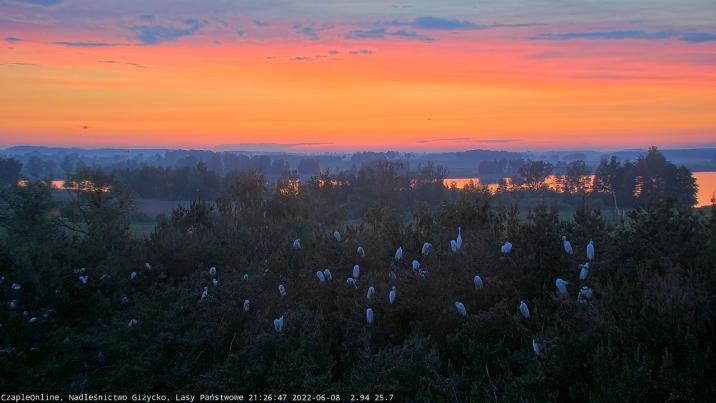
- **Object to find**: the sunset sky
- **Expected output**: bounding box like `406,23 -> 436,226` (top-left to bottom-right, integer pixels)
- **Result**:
1,0 -> 715,152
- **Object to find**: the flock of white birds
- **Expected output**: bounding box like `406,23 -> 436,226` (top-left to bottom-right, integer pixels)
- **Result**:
3,226 -> 596,360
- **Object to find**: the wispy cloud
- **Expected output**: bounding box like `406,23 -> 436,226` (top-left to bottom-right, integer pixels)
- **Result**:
480,138 -> 521,144
3,62 -> 39,67
4,37 -> 23,43
131,18 -> 204,45
99,60 -> 144,68
385,16 -> 481,30
417,137 -> 473,144
215,142 -> 333,152
53,41 -> 121,47
138,14 -> 155,22
530,29 -> 716,43
293,24 -> 320,41
346,27 -> 433,42
252,20 -> 271,27
12,0 -> 63,6
349,49 -> 374,55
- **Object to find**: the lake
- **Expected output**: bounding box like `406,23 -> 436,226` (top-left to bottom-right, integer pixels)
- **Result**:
444,171 -> 716,207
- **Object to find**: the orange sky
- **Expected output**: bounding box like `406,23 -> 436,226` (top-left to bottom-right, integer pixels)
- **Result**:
1,2 -> 715,151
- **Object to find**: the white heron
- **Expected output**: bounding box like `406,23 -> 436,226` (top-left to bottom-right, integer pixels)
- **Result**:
456,227 -> 463,250
212,278 -> 219,286
120,296 -> 129,305
278,284 -> 287,297
474,275 -> 484,290
274,315 -> 284,332
555,278 -> 569,296
421,242 -> 432,255
346,278 -> 357,288
578,286 -> 593,303
128,319 -> 138,327
144,262 -> 153,271
8,300 -> 17,310
532,339 -> 541,354
201,286 -> 209,300
242,273 -> 249,281
366,308 -> 374,324
79,276 -> 88,285
333,230 -> 341,242
28,317 -> 38,324
73,267 -> 86,274
243,299 -> 251,312
11,283 -> 21,291
586,240 -> 595,261
316,271 -> 326,282
519,300 -> 530,319
501,241 -> 513,255
367,286 -> 376,300
454,301 -> 467,317
352,265 -> 361,279
562,236 -> 573,255
357,246 -> 366,258
411,260 -> 420,271
450,240 -> 458,253
209,266 -> 217,276
323,268 -> 333,280
579,264 -> 589,281
292,238 -> 301,250
394,247 -> 404,261
388,286 -> 397,304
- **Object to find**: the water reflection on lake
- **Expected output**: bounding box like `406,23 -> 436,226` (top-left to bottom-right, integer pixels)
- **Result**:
444,172 -> 716,207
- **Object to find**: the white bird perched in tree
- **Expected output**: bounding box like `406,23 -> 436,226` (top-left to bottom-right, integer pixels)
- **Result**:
333,230 -> 341,242
212,278 -> 219,286
562,236 -> 573,255
352,265 -> 361,279
144,262 -> 153,271
11,283 -> 21,291
28,317 -> 38,324
209,266 -> 217,276
120,296 -> 129,305
501,241 -> 513,255
130,272 -> 137,281
8,299 -> 18,309
79,276 -> 88,285
555,278 -> 569,296
201,286 -> 209,300
450,240 -> 458,253
474,275 -> 484,290
519,300 -> 530,319
411,259 -> 420,271
316,271 -> 326,282
242,273 -> 249,281
367,286 -> 376,300
292,238 -> 301,250
394,247 -> 403,261
357,246 -> 366,258
366,308 -> 374,324
346,277 -> 357,288
128,319 -> 138,327
586,240 -> 595,261
421,242 -> 432,255
454,301 -> 467,317
579,264 -> 589,281
456,227 -> 463,250
273,315 -> 284,332
532,339 -> 542,355
578,286 -> 593,303
243,299 -> 250,312
73,267 -> 86,274
278,284 -> 287,297
388,286 -> 397,304
323,268 -> 332,280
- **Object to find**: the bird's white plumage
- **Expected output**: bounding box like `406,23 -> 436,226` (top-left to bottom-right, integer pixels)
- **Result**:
555,278 -> 569,295
292,238 -> 301,250
352,265 -> 360,279
456,227 -> 463,249
562,236 -> 573,255
394,247 -> 403,261
323,268 -> 332,280
243,299 -> 250,312
128,319 -> 138,327
450,240 -> 458,253
346,278 -> 357,288
209,266 -> 217,276
357,246 -> 365,258
278,284 -> 287,297
501,241 -> 513,255
422,242 -> 432,255
367,286 -> 376,300
579,264 -> 589,280
388,286 -> 396,304
316,271 -> 326,282
474,275 -> 484,289
130,272 -> 137,280
578,286 -> 593,303
586,240 -> 595,261
366,308 -> 374,324
532,339 -> 541,354
201,287 -> 208,300
274,315 -> 284,332
333,230 -> 341,242
519,300 -> 530,319
411,259 -> 420,271
454,301 -> 467,316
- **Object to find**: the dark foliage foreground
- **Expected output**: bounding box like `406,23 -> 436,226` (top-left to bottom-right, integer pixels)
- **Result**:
0,175 -> 714,402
